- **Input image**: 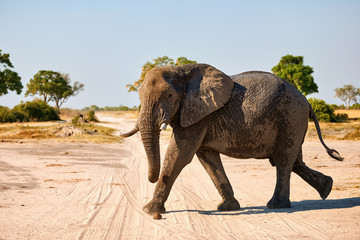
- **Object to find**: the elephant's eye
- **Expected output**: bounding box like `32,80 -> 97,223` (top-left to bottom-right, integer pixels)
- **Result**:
168,93 -> 173,98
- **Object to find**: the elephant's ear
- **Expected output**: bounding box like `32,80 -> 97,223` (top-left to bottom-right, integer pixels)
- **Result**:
180,65 -> 234,128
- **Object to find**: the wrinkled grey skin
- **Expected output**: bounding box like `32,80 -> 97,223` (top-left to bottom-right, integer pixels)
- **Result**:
121,64 -> 342,214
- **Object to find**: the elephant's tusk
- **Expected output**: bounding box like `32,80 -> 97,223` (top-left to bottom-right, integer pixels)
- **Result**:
160,123 -> 167,131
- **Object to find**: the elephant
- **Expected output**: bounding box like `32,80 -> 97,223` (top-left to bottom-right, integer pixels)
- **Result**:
121,63 -> 343,214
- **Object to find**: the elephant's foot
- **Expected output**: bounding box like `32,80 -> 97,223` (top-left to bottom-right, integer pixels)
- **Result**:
217,198 -> 240,211
317,176 -> 333,200
266,197 -> 291,209
143,200 -> 166,215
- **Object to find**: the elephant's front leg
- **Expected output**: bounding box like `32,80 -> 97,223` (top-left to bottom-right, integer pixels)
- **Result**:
143,132 -> 205,214
196,148 -> 240,211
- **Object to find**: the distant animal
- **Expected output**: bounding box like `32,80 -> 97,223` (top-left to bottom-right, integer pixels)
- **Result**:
121,63 -> 343,214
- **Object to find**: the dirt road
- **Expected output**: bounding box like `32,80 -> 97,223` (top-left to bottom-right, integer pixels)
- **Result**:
1,114 -> 359,239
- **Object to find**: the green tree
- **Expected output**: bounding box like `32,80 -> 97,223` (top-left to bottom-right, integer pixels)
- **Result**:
51,73 -> 84,109
175,57 -> 197,66
26,71 -> 84,109
272,55 -> 318,96
126,56 -> 197,92
25,70 -> 60,103
334,84 -> 360,109
89,105 -> 100,111
0,49 -> 23,96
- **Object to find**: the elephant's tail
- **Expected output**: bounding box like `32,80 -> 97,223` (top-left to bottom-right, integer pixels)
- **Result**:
309,105 -> 343,161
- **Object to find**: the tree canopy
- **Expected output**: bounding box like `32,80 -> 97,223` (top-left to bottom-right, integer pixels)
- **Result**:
25,70 -> 84,109
51,73 -> 84,109
126,56 -> 197,92
0,49 -> 23,96
334,84 -> 360,109
271,55 -> 318,96
25,70 -> 60,103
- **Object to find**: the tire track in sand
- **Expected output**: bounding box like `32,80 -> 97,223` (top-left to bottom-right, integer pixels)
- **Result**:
94,115 -> 336,239
234,183 -> 333,239
113,135 -> 211,240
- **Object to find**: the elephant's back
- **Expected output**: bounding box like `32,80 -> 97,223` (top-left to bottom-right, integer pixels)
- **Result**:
231,72 -> 287,120
229,71 -> 309,128
231,71 -> 307,107
231,71 -> 304,96
231,71 -> 288,96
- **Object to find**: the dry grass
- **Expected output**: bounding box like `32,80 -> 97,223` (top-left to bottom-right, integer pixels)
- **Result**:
335,109 -> 360,119
64,132 -> 122,143
307,110 -> 360,140
0,122 -> 122,143
96,110 -> 139,119
0,124 -> 60,139
307,121 -> 360,140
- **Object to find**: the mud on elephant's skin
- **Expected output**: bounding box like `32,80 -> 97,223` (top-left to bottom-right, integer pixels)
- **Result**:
121,63 -> 343,215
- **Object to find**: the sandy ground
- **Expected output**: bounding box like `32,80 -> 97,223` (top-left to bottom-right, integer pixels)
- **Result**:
1,113 -> 360,240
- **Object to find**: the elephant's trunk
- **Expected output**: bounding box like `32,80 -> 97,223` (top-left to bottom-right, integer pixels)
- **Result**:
138,103 -> 162,183
140,128 -> 160,183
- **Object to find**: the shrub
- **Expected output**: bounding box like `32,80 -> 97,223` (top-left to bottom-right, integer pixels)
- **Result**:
71,115 -> 80,125
308,98 -> 339,122
86,110 -> 99,122
12,100 -> 60,122
71,111 -> 98,125
0,106 -> 15,122
11,110 -> 26,122
335,113 -> 348,121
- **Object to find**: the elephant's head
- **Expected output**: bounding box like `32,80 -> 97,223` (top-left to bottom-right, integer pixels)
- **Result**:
121,64 -> 234,183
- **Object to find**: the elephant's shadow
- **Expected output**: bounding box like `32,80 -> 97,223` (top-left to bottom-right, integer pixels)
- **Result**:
166,197 -> 360,216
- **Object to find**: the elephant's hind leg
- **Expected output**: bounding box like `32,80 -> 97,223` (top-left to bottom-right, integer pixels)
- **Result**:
267,148 -> 298,208
196,148 -> 240,211
292,150 -> 333,200
267,162 -> 292,209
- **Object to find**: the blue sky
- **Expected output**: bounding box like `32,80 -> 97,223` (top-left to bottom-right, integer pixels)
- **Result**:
1,0 -> 359,109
